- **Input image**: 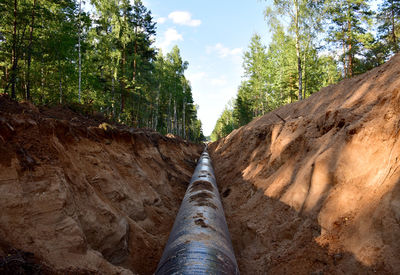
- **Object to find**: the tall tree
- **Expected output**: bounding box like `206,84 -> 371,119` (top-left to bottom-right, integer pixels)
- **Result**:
211,102 -> 236,141
11,0 -> 18,99
265,0 -> 319,100
377,0 -> 400,54
0,0 -> 204,142
78,0 -> 82,102
26,0 -> 37,101
214,20 -> 341,140
242,34 -> 268,116
233,82 -> 255,126
325,0 -> 372,77
128,0 -> 156,125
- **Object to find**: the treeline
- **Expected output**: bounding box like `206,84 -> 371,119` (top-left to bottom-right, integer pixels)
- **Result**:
211,0 -> 400,141
0,0 -> 204,142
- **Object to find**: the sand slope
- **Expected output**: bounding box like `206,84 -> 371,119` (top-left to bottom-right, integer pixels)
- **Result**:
210,54 -> 400,274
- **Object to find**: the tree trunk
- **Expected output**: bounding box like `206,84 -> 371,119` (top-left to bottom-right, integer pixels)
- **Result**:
174,99 -> 177,135
392,5 -> 398,53
259,84 -> 264,115
346,9 -> 353,78
78,0 -> 82,102
133,27 -> 137,88
59,60 -> 63,104
183,97 -> 186,139
132,27 -> 138,123
348,29 -> 353,77
120,8 -> 127,113
135,92 -> 141,127
112,70 -> 115,118
11,0 -> 18,99
154,83 -> 160,131
26,0 -> 37,101
167,93 -> 171,133
3,67 -> 9,93
303,47 -> 307,99
120,45 -> 126,113
294,0 -> 302,101
23,52 -> 27,93
40,67 -> 44,104
342,35 -> 347,78
347,49 -> 353,77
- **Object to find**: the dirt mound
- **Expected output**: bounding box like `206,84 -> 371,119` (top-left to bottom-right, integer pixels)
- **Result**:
209,54 -> 400,274
0,94 -> 150,131
0,97 -> 202,274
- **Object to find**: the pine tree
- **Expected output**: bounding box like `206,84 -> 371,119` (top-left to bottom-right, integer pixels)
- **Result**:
233,83 -> 255,126
325,0 -> 372,77
377,0 -> 400,54
128,0 -> 156,126
211,103 -> 236,141
265,0 -> 320,100
242,34 -> 268,116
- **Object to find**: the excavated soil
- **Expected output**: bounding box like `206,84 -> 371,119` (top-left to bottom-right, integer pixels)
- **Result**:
0,97 -> 202,274
209,54 -> 400,274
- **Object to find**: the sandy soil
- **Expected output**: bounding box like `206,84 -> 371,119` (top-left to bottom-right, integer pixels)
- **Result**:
209,54 -> 400,274
0,97 -> 202,274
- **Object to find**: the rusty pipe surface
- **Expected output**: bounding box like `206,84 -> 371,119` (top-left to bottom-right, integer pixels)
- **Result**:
155,149 -> 239,275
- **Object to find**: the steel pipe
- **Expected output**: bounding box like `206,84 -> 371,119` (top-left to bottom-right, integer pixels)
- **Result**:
155,149 -> 239,275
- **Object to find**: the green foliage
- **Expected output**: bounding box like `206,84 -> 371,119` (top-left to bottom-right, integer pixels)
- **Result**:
216,28 -> 340,139
233,83 -> 254,126
212,0 -> 394,141
0,0 -> 203,142
242,34 -> 268,116
324,0 -> 374,77
377,0 -> 400,54
152,46 -> 202,140
265,0 -> 323,100
211,9 -> 342,139
0,0 -> 83,101
211,102 -> 236,141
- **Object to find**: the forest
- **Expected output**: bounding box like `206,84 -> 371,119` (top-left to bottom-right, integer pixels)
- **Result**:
211,0 -> 400,141
0,0 -> 204,142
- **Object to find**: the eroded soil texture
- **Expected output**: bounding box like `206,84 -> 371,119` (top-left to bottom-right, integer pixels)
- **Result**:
0,98 -> 202,274
209,54 -> 400,274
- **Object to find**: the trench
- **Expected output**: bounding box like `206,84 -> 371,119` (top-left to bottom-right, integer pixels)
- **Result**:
3,53 -> 400,274
155,150 -> 239,274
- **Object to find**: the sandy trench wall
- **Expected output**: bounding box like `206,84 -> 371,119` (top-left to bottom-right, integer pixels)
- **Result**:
209,54 -> 400,274
0,108 -> 202,274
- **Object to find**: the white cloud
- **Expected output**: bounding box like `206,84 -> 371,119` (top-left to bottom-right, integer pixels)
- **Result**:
187,72 -> 207,82
156,17 -> 167,24
168,11 -> 201,27
187,72 -> 228,87
210,76 -> 228,86
156,28 -> 183,51
206,43 -> 242,58
141,0 -> 150,7
230,48 -> 242,56
186,70 -> 235,135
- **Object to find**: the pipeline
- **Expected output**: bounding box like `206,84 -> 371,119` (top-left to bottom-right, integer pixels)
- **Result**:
155,149 -> 239,275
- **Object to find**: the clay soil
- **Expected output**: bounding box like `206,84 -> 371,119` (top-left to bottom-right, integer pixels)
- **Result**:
209,54 -> 400,274
0,97 -> 202,274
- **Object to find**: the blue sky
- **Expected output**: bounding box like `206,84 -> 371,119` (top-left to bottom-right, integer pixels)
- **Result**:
144,0 -> 270,135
